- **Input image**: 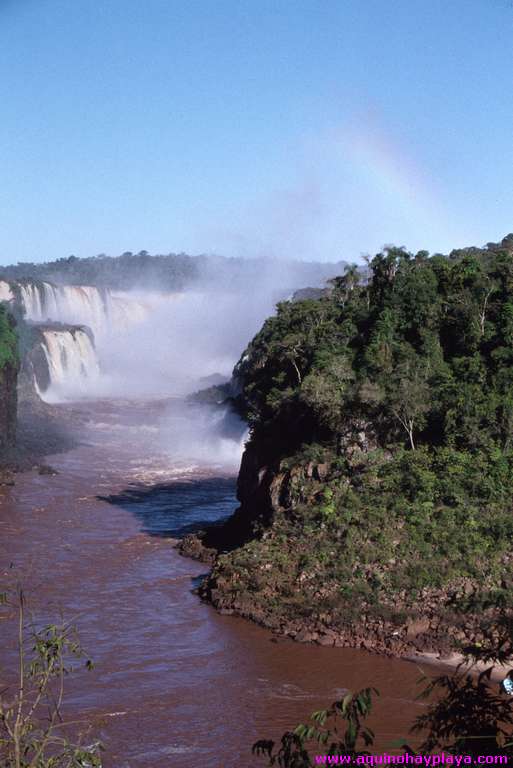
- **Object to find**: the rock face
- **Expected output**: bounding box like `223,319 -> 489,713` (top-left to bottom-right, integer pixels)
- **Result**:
180,439 -> 283,556
0,309 -> 19,458
0,357 -> 18,455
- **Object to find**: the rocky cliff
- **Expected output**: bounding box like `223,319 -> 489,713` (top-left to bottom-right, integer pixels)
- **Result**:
0,306 -> 19,459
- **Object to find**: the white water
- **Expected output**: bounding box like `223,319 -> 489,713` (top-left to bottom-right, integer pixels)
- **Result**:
19,282 -> 178,338
12,275 -> 291,401
18,282 -> 186,399
0,281 -> 13,302
37,328 -> 101,402
12,280 -> 191,400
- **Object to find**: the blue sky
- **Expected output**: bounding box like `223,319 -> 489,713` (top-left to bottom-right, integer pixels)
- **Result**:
1,0 -> 512,264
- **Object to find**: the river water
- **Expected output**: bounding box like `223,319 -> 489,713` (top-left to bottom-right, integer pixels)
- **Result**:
0,398 -> 431,767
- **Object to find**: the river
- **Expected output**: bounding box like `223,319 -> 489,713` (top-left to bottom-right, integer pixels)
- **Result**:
0,398 -> 431,767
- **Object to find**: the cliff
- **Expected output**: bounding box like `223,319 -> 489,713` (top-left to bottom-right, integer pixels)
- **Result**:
185,238 -> 513,657
0,305 -> 80,471
0,305 -> 19,460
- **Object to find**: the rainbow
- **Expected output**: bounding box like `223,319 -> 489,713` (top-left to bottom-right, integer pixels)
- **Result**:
335,121 -> 455,252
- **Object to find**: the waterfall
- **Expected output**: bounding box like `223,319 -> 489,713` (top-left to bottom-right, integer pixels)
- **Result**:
15,280 -> 183,398
0,281 -> 13,302
19,282 -> 158,337
37,328 -> 101,401
20,283 -> 109,335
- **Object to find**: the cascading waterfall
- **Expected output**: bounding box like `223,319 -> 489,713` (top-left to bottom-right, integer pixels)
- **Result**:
37,328 -> 101,401
21,283 -> 103,334
18,282 -> 161,337
14,280 -> 183,398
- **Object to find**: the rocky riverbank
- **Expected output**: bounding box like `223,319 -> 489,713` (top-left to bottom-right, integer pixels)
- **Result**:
179,437 -> 507,662
0,376 -> 86,484
180,532 -> 501,661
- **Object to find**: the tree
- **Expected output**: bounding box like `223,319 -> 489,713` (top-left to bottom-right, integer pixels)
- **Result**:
412,592 -> 513,757
387,357 -> 430,450
328,264 -> 361,307
389,373 -> 430,450
300,357 -> 354,428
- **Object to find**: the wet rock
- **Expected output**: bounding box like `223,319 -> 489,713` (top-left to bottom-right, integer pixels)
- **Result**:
178,534 -> 217,564
37,464 -> 58,476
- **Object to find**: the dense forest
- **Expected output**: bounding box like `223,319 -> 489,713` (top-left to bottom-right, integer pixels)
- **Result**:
200,234 -> 513,653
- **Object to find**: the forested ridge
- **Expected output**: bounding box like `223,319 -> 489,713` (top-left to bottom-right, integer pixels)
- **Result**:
0,251 -> 346,292
0,251 -> 199,290
202,234 -> 513,651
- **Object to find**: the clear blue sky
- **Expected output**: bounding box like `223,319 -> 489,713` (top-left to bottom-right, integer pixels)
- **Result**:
1,0 -> 512,265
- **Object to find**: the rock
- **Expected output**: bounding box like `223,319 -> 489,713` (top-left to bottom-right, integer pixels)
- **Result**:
406,618 -> 431,638
0,468 -> 15,486
317,634 -> 335,647
37,464 -> 58,476
314,463 -> 329,481
178,534 -> 217,564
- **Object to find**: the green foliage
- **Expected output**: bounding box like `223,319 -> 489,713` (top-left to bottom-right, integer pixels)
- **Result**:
253,688 -> 378,766
236,246 -> 513,454
219,243 -> 513,624
0,586 -> 102,768
0,305 -> 18,370
0,252 -> 347,293
254,599 -> 513,764
255,650 -> 513,765
409,596 -> 513,757
413,667 -> 513,757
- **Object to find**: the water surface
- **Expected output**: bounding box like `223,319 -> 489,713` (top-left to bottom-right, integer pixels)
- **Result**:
0,399 -> 430,767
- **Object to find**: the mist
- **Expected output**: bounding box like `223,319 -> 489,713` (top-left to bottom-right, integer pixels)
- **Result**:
17,255 -> 345,402
7,253 -> 346,469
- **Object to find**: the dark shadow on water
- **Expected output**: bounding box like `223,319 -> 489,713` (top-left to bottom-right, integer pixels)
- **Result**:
191,574 -> 210,591
98,477 -> 237,538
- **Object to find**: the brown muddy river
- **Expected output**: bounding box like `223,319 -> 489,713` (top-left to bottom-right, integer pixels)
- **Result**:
0,399 -> 432,767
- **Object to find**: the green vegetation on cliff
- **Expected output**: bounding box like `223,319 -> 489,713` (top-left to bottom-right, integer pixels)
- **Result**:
0,304 -> 19,458
205,235 -> 513,645
0,304 -> 18,370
